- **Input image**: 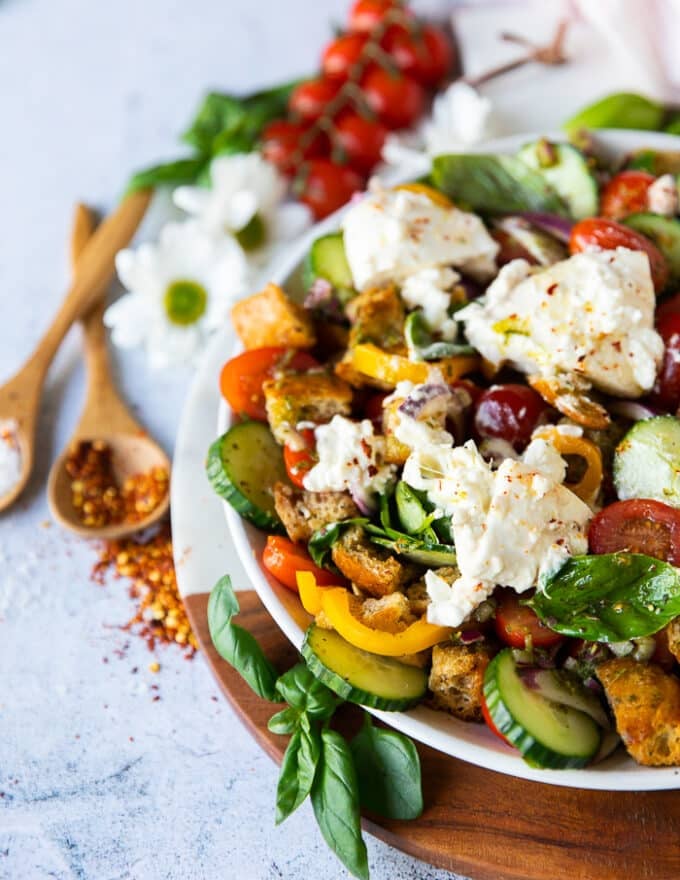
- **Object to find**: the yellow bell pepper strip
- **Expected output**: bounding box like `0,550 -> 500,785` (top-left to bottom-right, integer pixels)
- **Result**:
350,343 -> 479,388
393,182 -> 453,209
320,587 -> 452,656
534,426 -> 603,504
296,570 -> 342,615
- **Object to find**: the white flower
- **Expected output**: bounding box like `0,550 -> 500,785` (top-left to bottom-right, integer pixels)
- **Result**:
105,221 -> 248,368
173,153 -> 311,263
381,82 -> 493,175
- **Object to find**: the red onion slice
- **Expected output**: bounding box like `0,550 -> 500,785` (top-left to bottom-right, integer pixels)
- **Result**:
516,212 -> 575,243
608,400 -> 658,422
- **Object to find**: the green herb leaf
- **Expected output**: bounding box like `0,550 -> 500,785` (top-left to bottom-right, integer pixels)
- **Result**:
532,553 -> 680,641
275,663 -> 339,720
431,154 -> 567,215
311,728 -> 369,880
207,575 -> 278,701
404,310 -> 474,362
563,92 -> 665,134
275,716 -> 322,825
268,707 -> 300,735
350,714 -> 423,820
125,156 -> 208,194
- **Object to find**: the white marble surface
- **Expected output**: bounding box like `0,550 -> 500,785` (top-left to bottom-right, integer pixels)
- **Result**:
0,1 -> 668,878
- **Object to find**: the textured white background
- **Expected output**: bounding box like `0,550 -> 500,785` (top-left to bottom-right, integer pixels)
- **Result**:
0,0 -> 661,878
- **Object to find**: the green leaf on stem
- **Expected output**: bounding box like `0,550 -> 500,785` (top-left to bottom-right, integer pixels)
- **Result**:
275,716 -> 321,825
563,92 -> 665,134
275,663 -> 340,721
125,157 -> 208,194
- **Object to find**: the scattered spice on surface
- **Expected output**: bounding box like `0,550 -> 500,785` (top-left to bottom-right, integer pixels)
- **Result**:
92,523 -> 197,657
66,439 -> 168,528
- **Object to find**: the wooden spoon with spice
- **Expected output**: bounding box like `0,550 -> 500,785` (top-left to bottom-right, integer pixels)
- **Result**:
47,204 -> 170,539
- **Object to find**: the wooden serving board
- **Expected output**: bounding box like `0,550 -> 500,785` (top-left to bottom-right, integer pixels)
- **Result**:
184,590 -> 680,880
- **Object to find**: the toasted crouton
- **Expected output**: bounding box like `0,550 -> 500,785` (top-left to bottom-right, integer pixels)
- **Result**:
360,592 -> 415,633
382,395 -> 411,464
428,643 -> 492,722
406,579 -> 430,617
232,283 -> 316,350
263,371 -> 352,446
345,284 -> 405,351
273,483 -> 359,544
596,657 -> 680,766
666,618 -> 680,664
331,525 -> 415,597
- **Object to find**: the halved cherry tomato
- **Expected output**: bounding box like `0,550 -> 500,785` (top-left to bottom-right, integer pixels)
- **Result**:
361,66 -> 425,129
262,535 -> 341,592
333,112 -> 388,174
601,170 -> 655,220
655,291 -> 680,324
588,499 -> 680,565
362,391 -> 389,431
383,24 -> 454,87
289,78 -> 341,121
481,692 -> 512,745
473,384 -> 550,452
260,120 -> 327,175
219,347 -> 318,421
283,428 -> 317,489
322,33 -> 367,80
569,217 -> 669,293
349,0 -> 402,33
299,159 -> 364,220
494,589 -> 565,649
650,312 -> 680,411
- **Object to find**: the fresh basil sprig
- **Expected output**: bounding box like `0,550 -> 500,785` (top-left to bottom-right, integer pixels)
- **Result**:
532,552 -> 680,642
276,715 -> 321,825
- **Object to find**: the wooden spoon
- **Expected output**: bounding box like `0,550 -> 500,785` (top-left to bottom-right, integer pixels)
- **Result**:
0,190 -> 152,512
47,204 -> 170,539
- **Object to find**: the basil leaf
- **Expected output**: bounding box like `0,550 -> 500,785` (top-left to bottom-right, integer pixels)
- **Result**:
207,575 -> 278,701
350,714 -> 423,820
308,518 -> 368,569
431,154 -> 567,215
268,707 -> 299,735
533,553 -> 680,642
275,716 -> 321,825
311,728 -> 369,880
126,156 -> 208,194
275,663 -> 339,720
564,92 -> 664,134
404,310 -> 474,362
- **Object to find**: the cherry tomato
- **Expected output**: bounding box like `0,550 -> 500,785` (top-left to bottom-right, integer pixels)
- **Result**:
655,291 -> 680,324
569,217 -> 669,293
322,33 -> 367,80
600,170 -> 655,220
650,312 -> 680,411
362,391 -> 389,431
333,112 -> 388,174
220,347 -> 318,421
383,24 -> 453,86
260,120 -> 326,175
495,589 -> 565,649
283,428 -> 318,489
473,384 -> 549,452
289,78 -> 340,121
589,499 -> 680,565
491,228 -> 538,267
349,0 -> 402,33
262,535 -> 341,592
361,66 -> 425,129
481,692 -> 512,745
299,159 -> 364,220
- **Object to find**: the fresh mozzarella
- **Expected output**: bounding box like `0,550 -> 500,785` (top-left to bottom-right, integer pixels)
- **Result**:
401,267 -> 460,340
402,438 -> 591,627
457,248 -> 664,398
342,184 -> 498,291
647,174 -> 679,217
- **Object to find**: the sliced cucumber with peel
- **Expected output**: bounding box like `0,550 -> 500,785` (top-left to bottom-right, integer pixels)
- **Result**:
206,422 -> 287,530
517,140 -> 598,219
302,231 -> 355,302
613,415 -> 680,508
483,649 -> 601,769
302,624 -> 427,711
624,212 -> 680,282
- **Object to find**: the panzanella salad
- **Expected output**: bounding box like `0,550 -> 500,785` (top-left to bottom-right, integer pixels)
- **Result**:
209,138 -> 680,772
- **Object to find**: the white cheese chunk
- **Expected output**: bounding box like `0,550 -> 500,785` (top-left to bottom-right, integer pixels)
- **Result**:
400,267 -> 460,341
342,184 -> 498,291
646,174 -> 679,217
457,248 -> 664,398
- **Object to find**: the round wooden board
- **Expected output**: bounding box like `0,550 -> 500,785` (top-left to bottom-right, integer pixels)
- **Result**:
184,590 -> 680,880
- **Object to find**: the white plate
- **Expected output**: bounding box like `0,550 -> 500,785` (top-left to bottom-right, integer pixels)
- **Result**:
176,129 -> 680,792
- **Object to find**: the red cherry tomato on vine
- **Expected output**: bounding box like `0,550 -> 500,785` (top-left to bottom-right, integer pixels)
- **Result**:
322,33 -> 367,80
289,78 -> 340,121
349,0 -> 403,33
494,589 -> 565,649
260,120 -> 327,175
262,536 -> 341,592
569,217 -> 669,293
383,24 -> 453,86
334,112 -> 388,174
299,159 -> 364,220
481,692 -> 512,745
220,347 -> 318,421
589,499 -> 680,566
473,384 -> 549,452
650,312 -> 680,411
600,170 -> 655,220
361,66 -> 425,129
283,428 -> 318,489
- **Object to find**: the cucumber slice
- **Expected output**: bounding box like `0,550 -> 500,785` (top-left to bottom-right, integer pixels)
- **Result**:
624,213 -> 680,282
369,535 -> 457,567
302,624 -> 427,711
613,415 -> 680,507
395,481 -> 431,534
483,650 -> 601,769
517,140 -> 598,219
519,668 -> 610,729
302,232 -> 355,301
206,422 -> 287,529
